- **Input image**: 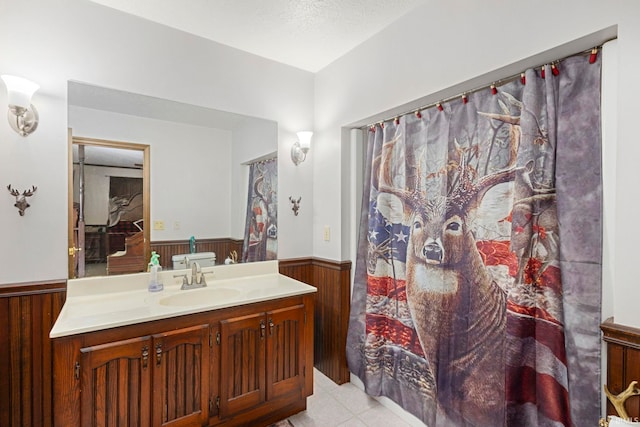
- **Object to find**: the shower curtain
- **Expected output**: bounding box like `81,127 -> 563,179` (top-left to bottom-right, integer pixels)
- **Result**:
346,53 -> 602,426
242,158 -> 278,262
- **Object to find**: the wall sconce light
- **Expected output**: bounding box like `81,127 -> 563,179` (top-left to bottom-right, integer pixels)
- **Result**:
1,75 -> 40,136
291,131 -> 312,165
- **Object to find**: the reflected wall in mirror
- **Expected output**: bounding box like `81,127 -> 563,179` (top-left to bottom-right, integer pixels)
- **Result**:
68,136 -> 150,278
67,81 -> 279,278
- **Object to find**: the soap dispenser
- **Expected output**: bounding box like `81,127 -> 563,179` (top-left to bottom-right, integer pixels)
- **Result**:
148,251 -> 163,292
189,236 -> 196,254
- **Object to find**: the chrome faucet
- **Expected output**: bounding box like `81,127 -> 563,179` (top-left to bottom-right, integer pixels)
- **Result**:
174,261 -> 207,290
190,262 -> 201,285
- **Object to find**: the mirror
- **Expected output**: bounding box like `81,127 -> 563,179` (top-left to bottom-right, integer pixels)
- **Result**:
67,81 -> 278,278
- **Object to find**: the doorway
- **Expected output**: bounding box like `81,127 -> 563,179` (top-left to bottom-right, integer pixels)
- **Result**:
68,132 -> 150,278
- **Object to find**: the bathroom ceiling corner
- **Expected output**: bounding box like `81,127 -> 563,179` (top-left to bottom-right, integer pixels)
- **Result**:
88,0 -> 426,73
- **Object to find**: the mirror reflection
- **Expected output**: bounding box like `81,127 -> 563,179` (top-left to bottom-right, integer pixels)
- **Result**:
68,81 -> 279,278
70,140 -> 149,278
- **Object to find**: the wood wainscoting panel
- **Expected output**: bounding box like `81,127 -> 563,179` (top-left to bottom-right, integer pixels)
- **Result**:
601,317 -> 640,418
0,281 -> 66,427
151,238 -> 243,269
312,258 -> 352,385
278,257 -> 314,284
279,258 -> 352,385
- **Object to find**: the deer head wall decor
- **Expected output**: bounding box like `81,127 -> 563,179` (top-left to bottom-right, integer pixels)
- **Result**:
289,196 -> 301,216
7,184 -> 37,216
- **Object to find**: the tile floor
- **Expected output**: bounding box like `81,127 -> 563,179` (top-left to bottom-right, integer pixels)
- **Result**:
286,369 -> 424,427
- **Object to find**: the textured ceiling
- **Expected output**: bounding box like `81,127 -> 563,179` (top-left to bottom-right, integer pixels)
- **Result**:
89,0 -> 426,72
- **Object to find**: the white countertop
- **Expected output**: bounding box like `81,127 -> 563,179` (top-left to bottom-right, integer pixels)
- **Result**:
50,260 -> 316,338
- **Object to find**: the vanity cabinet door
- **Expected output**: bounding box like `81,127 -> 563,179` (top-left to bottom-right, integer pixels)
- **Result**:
219,312 -> 266,418
266,304 -> 306,401
80,335 -> 153,427
152,324 -> 210,427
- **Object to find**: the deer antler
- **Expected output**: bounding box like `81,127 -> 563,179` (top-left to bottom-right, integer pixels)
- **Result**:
22,185 -> 37,197
448,165 -> 519,215
476,167 -> 518,201
477,111 -> 521,125
372,136 -> 399,191
7,184 -> 20,197
604,381 -> 640,419
373,134 -> 428,214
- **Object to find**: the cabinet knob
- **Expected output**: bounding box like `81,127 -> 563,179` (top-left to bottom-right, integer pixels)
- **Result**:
142,346 -> 149,368
269,319 -> 274,336
260,320 -> 266,339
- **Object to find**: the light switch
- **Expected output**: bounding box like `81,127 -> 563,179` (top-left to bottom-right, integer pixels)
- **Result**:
323,226 -> 330,241
173,221 -> 180,230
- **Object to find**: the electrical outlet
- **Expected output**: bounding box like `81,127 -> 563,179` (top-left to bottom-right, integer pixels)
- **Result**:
323,226 -> 330,241
153,220 -> 165,230
173,221 -> 180,230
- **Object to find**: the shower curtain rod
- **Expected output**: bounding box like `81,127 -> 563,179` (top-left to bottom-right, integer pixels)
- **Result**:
242,151 -> 277,166
367,43 -> 609,129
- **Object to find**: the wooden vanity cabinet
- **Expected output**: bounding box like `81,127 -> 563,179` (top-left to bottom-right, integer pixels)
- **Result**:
152,324 -> 210,427
53,295 -> 314,427
79,335 -> 153,426
219,312 -> 266,417
76,324 -> 209,427
218,304 -> 306,419
265,304 -> 306,402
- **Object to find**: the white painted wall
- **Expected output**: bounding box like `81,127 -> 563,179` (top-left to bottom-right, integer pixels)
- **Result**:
313,0 -> 640,331
0,0 -> 314,283
69,105 -> 232,241
601,40 -> 618,330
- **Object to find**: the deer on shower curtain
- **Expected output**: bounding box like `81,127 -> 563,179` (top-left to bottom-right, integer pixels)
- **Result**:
347,52 -> 602,426
242,158 -> 278,262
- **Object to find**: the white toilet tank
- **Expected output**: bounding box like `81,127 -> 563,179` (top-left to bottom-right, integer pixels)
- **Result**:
171,252 -> 216,269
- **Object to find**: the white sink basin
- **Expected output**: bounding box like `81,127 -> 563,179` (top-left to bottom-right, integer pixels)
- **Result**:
159,287 -> 244,307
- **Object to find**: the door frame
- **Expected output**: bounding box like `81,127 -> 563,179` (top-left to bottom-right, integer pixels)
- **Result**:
68,130 -> 150,278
